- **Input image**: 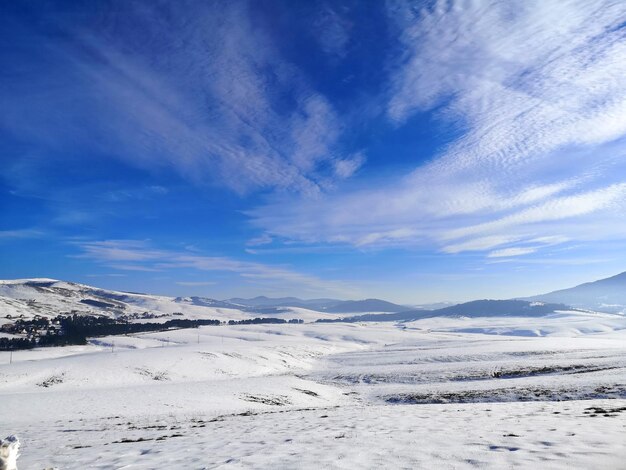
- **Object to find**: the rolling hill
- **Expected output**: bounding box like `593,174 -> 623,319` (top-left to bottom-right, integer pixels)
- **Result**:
525,271 -> 626,313
227,296 -> 408,313
0,279 -> 337,325
318,299 -> 574,323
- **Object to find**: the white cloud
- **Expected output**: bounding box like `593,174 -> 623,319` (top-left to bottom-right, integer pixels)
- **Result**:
442,236 -> 521,254
313,5 -> 351,59
333,153 -> 366,179
443,183 -> 626,242
0,229 -> 44,240
175,281 -> 216,287
109,264 -> 162,272
249,0 -> 626,258
487,247 -> 537,258
246,233 -> 273,247
75,240 -> 360,297
77,240 -> 167,262
1,1 -> 356,195
355,228 -> 417,247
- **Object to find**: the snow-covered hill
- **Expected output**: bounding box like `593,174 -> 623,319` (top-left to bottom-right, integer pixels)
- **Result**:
0,279 -> 336,325
1,316 -> 624,469
227,295 -> 409,312
0,281 -> 624,467
525,271 -> 626,313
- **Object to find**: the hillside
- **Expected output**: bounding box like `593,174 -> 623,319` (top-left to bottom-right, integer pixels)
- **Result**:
0,279 -> 336,325
225,296 -> 407,313
321,299 -> 574,323
227,296 -> 340,310
3,318 -> 625,469
323,298 -> 408,313
525,271 -> 626,313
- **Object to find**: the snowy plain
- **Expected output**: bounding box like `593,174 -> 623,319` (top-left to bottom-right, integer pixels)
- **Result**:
1,310 -> 625,469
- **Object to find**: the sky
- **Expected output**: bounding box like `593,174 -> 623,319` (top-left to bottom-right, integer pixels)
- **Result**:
2,0 -> 626,303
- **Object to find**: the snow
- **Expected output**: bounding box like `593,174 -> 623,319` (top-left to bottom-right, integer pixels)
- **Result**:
6,401 -> 625,470
0,313 -> 624,468
402,310 -> 626,337
0,279 -> 336,324
0,435 -> 19,470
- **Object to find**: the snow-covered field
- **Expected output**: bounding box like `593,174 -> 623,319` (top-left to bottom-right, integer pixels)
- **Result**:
1,314 -> 625,469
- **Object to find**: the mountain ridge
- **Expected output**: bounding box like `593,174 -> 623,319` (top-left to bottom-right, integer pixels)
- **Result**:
2,271 -> 626,327
225,296 -> 408,312
523,271 -> 626,313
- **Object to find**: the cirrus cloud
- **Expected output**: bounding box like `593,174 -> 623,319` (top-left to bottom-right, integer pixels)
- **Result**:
249,0 -> 626,259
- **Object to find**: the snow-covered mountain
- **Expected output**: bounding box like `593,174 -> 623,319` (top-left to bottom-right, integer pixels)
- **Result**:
0,279 -> 139,323
174,296 -> 245,309
524,271 -> 626,313
323,298 -> 408,313
320,299 -> 575,323
2,279 -> 625,469
3,273 -> 625,330
0,279 -> 337,325
226,296 -> 340,310
226,296 -> 408,313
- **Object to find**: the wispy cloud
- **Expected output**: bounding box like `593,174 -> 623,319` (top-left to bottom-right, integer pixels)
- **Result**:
1,1 -> 356,195
4,0 -> 626,298
109,264 -> 162,273
0,229 -> 44,240
442,183 -> 626,243
86,273 -> 128,278
388,0 -> 626,151
175,281 -> 216,287
246,233 -> 273,247
77,240 -> 167,262
249,0 -> 626,258
76,240 -> 360,297
333,152 -> 366,179
313,4 -> 352,59
487,247 -> 537,258
442,236 -> 522,255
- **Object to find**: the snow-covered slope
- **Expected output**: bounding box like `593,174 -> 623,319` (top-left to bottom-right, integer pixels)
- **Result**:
1,315 -> 624,469
226,296 -> 409,312
0,279 -> 336,323
227,295 -> 341,310
323,298 -> 408,313
0,296 -> 36,326
525,271 -> 626,313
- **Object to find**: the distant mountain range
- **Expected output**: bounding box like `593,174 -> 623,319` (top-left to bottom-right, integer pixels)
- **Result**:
1,271 -> 625,328
226,296 -> 341,311
317,299 -> 572,323
0,279 -> 408,326
225,271 -> 626,315
174,296 -> 244,309
225,271 -> 626,316
524,271 -> 626,313
0,279 -> 341,324
174,296 -> 408,315
226,296 -> 409,313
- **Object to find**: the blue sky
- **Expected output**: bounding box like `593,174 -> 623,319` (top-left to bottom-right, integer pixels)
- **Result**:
2,0 -> 626,303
